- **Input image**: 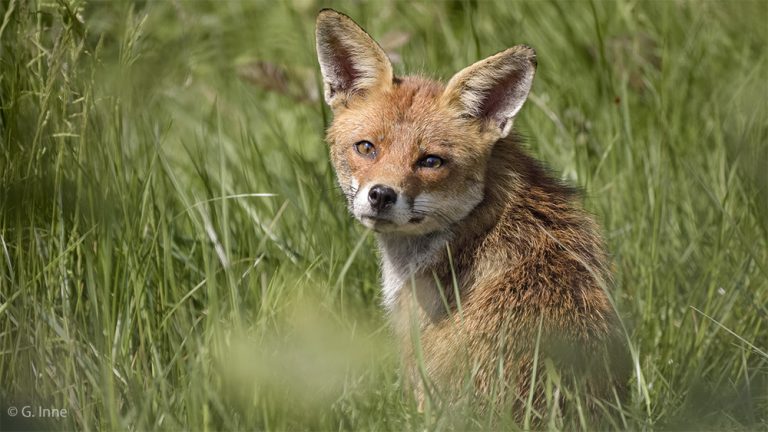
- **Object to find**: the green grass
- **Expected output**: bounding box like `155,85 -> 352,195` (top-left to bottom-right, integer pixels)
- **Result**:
1,0 -> 766,430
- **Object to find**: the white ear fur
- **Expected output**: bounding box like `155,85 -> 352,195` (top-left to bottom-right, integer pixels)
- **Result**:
443,45 -> 536,138
315,9 -> 393,108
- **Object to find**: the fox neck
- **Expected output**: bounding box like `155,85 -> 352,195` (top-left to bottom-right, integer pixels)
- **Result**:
375,192 -> 506,314
376,229 -> 453,308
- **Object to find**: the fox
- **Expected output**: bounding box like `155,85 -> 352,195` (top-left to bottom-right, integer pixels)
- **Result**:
315,9 -> 628,418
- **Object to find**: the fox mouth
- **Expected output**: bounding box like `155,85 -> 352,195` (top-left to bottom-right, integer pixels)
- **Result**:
359,214 -> 425,233
360,215 -> 393,224
360,214 -> 424,225
359,215 -> 394,232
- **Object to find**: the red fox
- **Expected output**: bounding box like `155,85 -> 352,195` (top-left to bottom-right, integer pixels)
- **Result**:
316,9 -> 627,416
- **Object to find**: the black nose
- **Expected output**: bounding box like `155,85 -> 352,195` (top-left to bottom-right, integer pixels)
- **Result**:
368,184 -> 397,211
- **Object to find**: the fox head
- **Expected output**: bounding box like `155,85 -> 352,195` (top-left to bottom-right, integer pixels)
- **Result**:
316,9 -> 536,235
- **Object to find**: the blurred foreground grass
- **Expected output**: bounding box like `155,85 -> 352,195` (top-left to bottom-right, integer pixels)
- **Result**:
1,0 -> 766,430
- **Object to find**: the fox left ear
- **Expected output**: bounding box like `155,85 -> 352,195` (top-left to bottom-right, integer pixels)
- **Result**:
442,45 -> 536,138
316,9 -> 394,109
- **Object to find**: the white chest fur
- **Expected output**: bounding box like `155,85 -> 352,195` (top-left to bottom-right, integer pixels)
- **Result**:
377,231 -> 452,310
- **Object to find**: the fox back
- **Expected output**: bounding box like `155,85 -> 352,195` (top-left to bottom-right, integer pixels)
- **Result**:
316,9 -> 627,417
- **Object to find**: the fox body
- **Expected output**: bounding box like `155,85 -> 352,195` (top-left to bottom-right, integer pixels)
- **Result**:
316,9 -> 625,410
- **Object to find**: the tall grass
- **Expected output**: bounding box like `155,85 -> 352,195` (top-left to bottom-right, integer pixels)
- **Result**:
1,0 -> 766,430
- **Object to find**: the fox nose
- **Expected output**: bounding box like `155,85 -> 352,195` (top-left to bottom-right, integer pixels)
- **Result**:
368,184 -> 397,211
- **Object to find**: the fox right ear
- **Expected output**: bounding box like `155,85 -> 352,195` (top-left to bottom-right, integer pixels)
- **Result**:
316,9 -> 394,109
442,45 -> 536,139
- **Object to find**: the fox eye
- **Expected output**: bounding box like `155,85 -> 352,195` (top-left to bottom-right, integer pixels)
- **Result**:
418,155 -> 444,169
354,141 -> 376,158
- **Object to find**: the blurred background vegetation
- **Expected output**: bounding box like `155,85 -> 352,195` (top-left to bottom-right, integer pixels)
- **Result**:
1,0 -> 766,430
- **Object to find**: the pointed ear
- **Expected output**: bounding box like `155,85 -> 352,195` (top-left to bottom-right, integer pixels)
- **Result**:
315,9 -> 394,109
442,45 -> 536,138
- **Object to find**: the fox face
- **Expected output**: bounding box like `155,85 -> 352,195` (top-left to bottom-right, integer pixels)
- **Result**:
327,78 -> 488,235
317,9 -> 536,235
